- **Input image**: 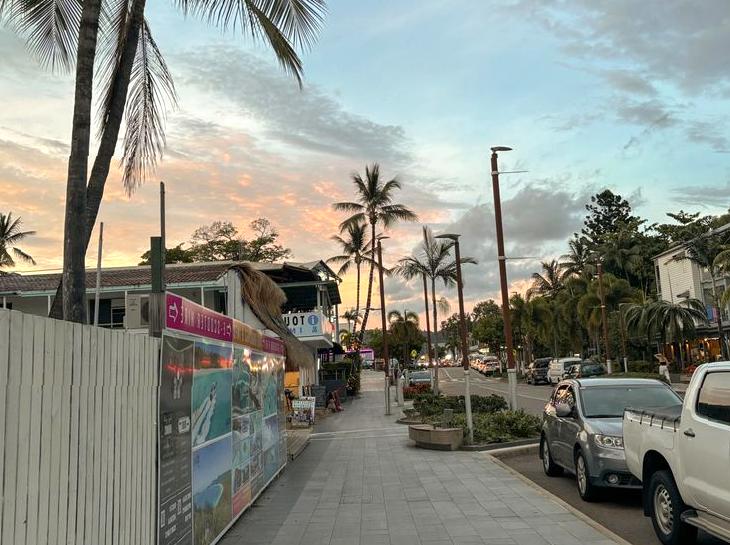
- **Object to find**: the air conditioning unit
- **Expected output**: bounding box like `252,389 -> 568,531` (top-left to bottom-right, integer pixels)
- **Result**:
124,294 -> 150,329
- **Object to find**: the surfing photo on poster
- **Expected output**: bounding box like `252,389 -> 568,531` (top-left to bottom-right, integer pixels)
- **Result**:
191,341 -> 233,447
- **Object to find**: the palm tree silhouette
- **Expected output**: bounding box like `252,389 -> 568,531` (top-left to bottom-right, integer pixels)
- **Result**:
328,223 -> 370,327
0,212 -> 36,273
333,164 -> 417,341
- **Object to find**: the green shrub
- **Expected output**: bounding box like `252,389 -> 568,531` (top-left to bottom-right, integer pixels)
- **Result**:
413,394 -> 507,417
426,410 -> 541,444
628,361 -> 657,373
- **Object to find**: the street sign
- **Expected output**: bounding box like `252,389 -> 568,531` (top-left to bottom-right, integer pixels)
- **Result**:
165,292 -> 233,342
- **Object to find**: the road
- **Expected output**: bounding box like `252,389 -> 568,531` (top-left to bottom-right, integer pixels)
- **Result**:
436,367 -> 721,545
499,450 -> 723,545
438,366 -> 552,415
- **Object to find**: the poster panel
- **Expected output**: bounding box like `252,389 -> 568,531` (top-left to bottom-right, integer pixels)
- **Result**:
159,335 -> 195,545
159,294 -> 288,545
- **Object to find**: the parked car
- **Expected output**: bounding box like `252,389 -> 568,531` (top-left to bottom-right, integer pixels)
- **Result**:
624,361 -> 730,545
547,357 -> 582,384
566,361 -> 606,379
526,357 -> 552,385
483,356 -> 500,374
540,377 -> 682,502
409,371 -> 432,387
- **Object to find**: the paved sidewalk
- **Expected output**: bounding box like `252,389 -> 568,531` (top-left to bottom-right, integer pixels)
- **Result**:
220,372 -> 621,545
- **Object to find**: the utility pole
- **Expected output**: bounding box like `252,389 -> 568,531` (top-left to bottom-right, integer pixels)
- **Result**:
377,237 -> 391,415
597,262 -> 612,373
490,147 -> 518,410
422,273 -> 437,395
436,234 -> 473,443
93,222 -> 103,326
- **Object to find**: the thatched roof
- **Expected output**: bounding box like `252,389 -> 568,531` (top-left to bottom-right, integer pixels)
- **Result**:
230,264 -> 315,372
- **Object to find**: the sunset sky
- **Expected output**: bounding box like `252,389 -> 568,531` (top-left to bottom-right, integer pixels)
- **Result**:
2,1 -> 730,320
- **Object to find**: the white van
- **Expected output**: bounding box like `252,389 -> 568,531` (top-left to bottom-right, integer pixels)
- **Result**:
547,357 -> 582,384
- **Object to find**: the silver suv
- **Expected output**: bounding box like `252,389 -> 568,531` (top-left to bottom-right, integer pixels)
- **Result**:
540,378 -> 682,501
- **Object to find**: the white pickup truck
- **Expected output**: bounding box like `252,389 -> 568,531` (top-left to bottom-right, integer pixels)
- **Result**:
624,362 -> 730,545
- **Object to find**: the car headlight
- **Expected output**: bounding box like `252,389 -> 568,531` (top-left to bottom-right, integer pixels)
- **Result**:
594,434 -> 624,450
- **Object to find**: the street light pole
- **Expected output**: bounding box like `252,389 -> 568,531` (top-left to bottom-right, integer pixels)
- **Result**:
436,234 -> 473,444
377,237 -> 392,415
490,147 -> 518,411
597,262 -> 612,374
422,273 -> 437,395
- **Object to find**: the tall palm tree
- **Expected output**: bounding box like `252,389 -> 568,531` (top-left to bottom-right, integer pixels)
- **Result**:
681,232 -> 730,358
0,212 -> 36,273
648,299 -> 708,364
388,310 -> 420,365
561,236 -> 595,279
3,0 -> 327,322
527,260 -> 566,299
393,226 -> 476,335
333,164 -> 417,340
328,222 -> 369,327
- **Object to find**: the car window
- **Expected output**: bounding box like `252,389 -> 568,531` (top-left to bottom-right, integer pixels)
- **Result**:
551,385 -> 566,405
580,386 -> 681,418
696,372 -> 730,425
556,386 -> 575,408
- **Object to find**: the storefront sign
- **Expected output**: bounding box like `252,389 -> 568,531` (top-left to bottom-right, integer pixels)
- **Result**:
262,335 -> 285,355
166,292 -> 233,342
233,320 -> 263,350
283,311 -> 333,338
291,397 -> 316,427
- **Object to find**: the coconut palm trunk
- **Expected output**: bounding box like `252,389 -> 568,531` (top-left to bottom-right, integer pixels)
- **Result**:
710,273 -> 727,359
359,223 -> 377,340
431,277 -> 438,334
62,0 -> 104,323
51,0 -> 147,319
355,261 -> 361,327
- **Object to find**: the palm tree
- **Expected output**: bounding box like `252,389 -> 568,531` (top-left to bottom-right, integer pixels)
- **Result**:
561,236 -> 595,279
648,299 -> 708,364
3,0 -> 326,322
0,212 -> 36,273
388,310 -> 420,365
393,226 -> 476,335
333,164 -> 417,340
328,223 -> 369,327
681,231 -> 730,358
528,260 -> 566,299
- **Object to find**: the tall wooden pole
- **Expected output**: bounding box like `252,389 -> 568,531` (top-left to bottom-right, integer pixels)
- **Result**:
93,222 -> 103,326
377,239 -> 391,415
422,273 -> 437,395
597,262 -> 612,372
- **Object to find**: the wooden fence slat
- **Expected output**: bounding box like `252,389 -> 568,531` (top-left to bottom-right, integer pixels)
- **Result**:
47,319 -> 67,545
0,310 -> 9,540
120,334 -> 130,545
13,314 -> 35,544
112,333 -> 123,545
35,317 -> 56,545
103,329 -> 115,545
25,315 -> 46,545
65,322 -> 83,545
57,320 -> 75,545
90,328 -> 104,545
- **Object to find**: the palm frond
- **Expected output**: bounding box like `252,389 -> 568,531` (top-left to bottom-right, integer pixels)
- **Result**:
12,247 -> 36,265
120,18 -> 177,192
4,0 -> 82,71
332,201 -> 364,213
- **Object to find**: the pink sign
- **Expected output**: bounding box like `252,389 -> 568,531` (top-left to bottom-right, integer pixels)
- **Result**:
262,335 -> 286,356
165,293 -> 233,342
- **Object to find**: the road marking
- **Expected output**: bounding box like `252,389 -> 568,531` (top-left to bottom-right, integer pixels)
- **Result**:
311,426 -> 406,437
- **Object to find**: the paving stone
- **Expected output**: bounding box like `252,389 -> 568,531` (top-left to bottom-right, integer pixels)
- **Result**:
219,373 -> 622,545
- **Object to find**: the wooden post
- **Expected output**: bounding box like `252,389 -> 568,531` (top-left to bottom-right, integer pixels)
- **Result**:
149,236 -> 164,338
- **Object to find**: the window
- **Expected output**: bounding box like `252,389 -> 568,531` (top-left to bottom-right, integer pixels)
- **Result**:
697,372 -> 730,425
556,386 -> 575,408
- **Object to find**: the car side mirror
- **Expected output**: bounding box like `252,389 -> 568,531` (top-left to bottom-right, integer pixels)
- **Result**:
555,402 -> 573,418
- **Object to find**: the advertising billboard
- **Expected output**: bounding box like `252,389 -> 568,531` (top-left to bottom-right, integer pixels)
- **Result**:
159,293 -> 287,545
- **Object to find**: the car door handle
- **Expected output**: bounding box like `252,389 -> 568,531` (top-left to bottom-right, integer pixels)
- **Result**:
683,429 -> 696,438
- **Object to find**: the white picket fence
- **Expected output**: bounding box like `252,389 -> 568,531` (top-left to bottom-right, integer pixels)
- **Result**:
0,308 -> 160,545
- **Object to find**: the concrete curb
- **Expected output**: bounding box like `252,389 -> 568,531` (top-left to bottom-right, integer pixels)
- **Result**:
460,437 -> 539,452
487,453 -> 635,545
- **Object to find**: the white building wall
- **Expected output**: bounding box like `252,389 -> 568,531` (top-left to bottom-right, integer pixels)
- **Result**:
656,249 -> 703,303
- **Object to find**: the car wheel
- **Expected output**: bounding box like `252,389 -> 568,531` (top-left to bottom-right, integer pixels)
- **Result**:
575,450 -> 599,502
648,470 -> 697,545
540,436 -> 562,477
